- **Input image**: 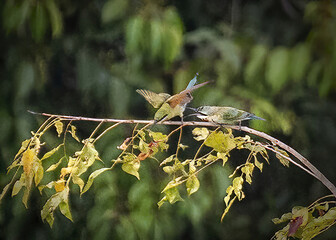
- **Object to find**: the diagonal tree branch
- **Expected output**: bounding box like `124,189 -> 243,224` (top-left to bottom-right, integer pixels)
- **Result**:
28,110 -> 336,198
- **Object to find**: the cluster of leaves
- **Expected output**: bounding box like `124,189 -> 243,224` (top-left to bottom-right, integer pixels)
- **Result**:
0,117 -> 335,239
272,195 -> 336,240
3,0 -> 63,42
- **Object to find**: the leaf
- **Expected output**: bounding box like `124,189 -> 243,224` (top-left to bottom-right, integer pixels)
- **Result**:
22,187 -> 30,208
30,2 -> 48,42
217,152 -> 228,166
288,216 -> 303,237
192,127 -> 209,141
125,16 -> 144,54
46,156 -> 65,172
290,43 -> 310,82
254,155 -> 263,172
22,148 -> 35,176
186,175 -> 200,196
12,177 -> 24,197
41,144 -> 64,161
59,200 -> 73,222
54,120 -> 63,137
148,130 -> 167,142
82,167 -> 111,195
0,182 -> 13,201
72,175 -> 84,192
14,139 -> 30,161
68,125 -> 80,142
149,19 -> 162,59
54,179 -> 66,192
178,143 -> 188,150
160,155 -> 175,166
244,44 -> 268,84
221,196 -> 237,221
34,161 -> 44,186
224,185 -> 234,206
265,47 -> 290,93
241,163 -> 254,185
272,212 -> 293,224
161,177 -> 183,193
101,0 -> 128,23
44,0 -> 63,37
121,160 -> 140,180
232,176 -> 245,201
164,187 -> 183,204
274,147 -> 290,167
204,131 -> 236,153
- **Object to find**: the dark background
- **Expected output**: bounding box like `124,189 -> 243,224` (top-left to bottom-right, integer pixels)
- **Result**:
1,0 -> 336,239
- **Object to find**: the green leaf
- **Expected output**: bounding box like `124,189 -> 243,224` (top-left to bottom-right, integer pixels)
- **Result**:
41,144 -> 63,161
125,16 -> 144,54
164,187 -> 183,204
12,177 -> 24,197
0,182 -> 12,202
290,43 -> 310,82
30,2 -> 48,42
121,160 -> 140,180
161,177 -> 183,192
45,0 -> 63,37
265,47 -> 290,93
274,147 -> 290,167
192,127 -> 209,141
59,200 -> 73,222
204,130 -> 236,153
244,44 -> 268,84
22,187 -> 30,208
102,0 -> 128,23
82,167 -> 111,194
186,175 -> 200,196
54,120 -> 63,137
72,175 -> 84,192
46,156 -> 65,172
149,19 -> 162,59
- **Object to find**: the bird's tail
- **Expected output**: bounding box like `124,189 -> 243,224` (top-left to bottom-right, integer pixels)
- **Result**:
185,73 -> 199,90
184,81 -> 210,93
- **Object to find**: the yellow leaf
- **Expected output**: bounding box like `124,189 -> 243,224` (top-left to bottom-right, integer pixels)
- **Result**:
192,127 -> 209,141
186,175 -> 200,196
22,148 -> 35,176
34,161 -> 44,186
46,156 -> 65,172
69,125 -> 80,142
41,144 -> 63,161
54,179 -> 66,192
55,120 -> 63,137
217,152 -> 228,166
164,187 -> 183,204
204,131 -> 236,153
148,130 -> 167,141
12,176 -> 25,197
221,196 -> 237,221
254,155 -> 263,172
161,177 -> 183,193
72,175 -> 84,192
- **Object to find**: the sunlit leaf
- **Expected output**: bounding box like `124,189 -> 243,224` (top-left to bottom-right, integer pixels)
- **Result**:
82,167 -> 111,194
22,148 -> 35,176
160,155 -> 175,166
186,175 -> 200,196
59,200 -> 73,222
272,212 -> 293,224
54,120 -> 63,137
161,177 -> 183,193
12,176 -> 25,197
241,163 -> 254,185
217,152 -> 228,166
148,130 -> 167,142
192,127 -> 209,141
14,139 -> 30,161
54,179 -> 66,192
164,187 -> 183,204
204,130 -> 236,153
34,161 -> 44,186
41,144 -> 63,161
69,125 -> 80,142
72,175 -> 84,192
221,196 -> 237,221
254,155 -> 263,172
46,156 -> 65,172
121,160 -> 140,180
232,176 -> 244,200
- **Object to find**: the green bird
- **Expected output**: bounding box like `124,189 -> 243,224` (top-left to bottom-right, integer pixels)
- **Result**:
137,74 -> 209,122
189,106 -> 265,126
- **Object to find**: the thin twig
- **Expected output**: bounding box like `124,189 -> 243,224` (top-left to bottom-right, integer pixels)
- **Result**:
28,111 -> 336,198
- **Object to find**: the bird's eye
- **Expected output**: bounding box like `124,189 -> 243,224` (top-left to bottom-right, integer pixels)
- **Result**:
187,93 -> 192,98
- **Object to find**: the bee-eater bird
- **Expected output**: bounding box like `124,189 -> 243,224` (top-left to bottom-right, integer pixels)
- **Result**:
189,106 -> 265,126
136,74 -> 209,122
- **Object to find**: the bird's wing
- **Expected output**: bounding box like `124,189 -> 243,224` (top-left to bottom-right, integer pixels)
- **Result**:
136,89 -> 171,108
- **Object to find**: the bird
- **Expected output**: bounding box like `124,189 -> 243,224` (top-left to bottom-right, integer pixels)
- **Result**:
136,74 -> 209,123
188,106 -> 265,127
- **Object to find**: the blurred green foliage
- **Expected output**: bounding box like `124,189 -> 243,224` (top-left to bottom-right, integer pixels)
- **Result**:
1,0 -> 336,239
